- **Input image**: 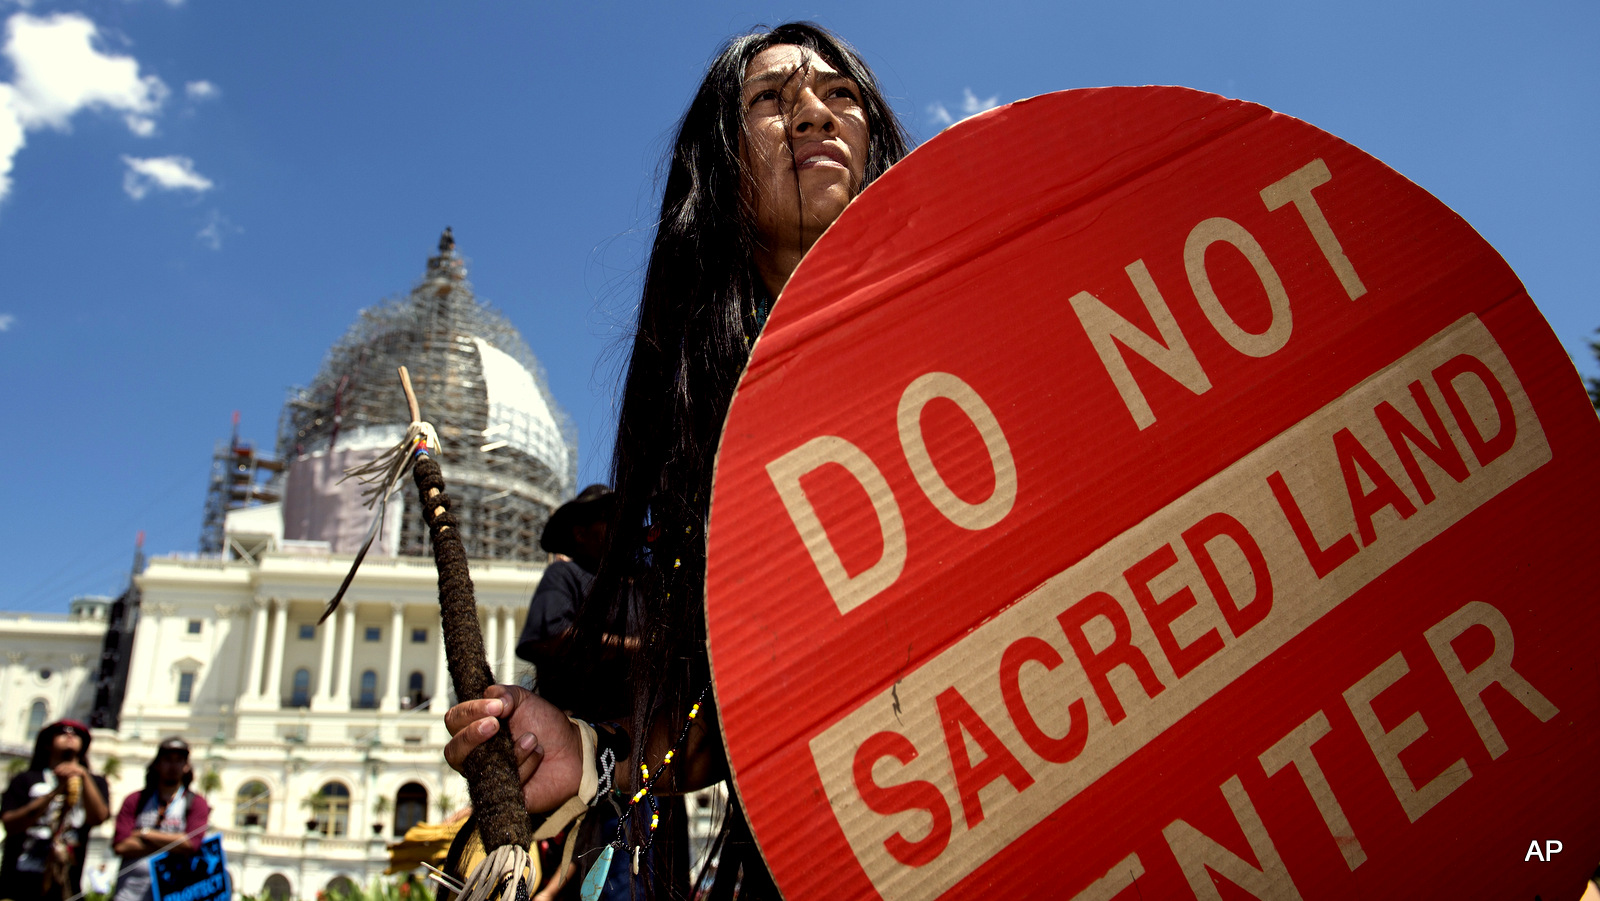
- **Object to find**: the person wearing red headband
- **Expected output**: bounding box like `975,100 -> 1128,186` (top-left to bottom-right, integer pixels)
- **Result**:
1,720 -> 110,901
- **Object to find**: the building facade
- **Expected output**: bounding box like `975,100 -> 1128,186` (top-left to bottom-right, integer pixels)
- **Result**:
0,542 -> 539,899
0,597 -> 109,756
80,543 -> 537,898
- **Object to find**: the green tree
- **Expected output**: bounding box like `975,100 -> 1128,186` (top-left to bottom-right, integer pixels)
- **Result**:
300,788 -> 330,832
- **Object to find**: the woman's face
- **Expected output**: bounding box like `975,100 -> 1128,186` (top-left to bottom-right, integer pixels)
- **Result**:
51,731 -> 82,761
739,44 -> 870,253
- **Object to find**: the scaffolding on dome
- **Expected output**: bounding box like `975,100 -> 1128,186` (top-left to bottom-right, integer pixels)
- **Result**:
276,229 -> 578,562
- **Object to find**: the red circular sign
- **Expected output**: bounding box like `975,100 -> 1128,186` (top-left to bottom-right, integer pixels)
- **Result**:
705,87 -> 1600,900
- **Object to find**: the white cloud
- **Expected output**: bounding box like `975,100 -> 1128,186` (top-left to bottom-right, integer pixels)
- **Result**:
0,11 -> 174,203
961,88 -> 1000,116
185,80 -> 217,101
122,154 -> 212,199
0,84 -> 23,200
196,209 -> 238,250
928,88 -> 1002,130
5,13 -> 168,131
0,313 -> 13,331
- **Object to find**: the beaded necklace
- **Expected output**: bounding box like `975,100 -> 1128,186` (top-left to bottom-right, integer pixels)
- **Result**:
580,685 -> 711,900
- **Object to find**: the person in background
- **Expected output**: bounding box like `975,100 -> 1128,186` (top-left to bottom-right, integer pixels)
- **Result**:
516,484 -> 633,721
0,719 -> 110,901
110,737 -> 211,901
516,485 -> 673,899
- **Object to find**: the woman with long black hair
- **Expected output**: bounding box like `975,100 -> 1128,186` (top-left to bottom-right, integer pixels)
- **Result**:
446,21 -> 912,897
0,720 -> 109,901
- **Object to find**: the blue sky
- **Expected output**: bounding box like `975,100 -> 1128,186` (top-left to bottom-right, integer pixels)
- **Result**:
2,1 -> 1595,612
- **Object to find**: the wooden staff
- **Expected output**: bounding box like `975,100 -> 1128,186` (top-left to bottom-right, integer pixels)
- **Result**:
394,367 -> 534,900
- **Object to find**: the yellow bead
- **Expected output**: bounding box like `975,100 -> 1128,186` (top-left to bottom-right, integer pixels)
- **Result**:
662,751 -> 673,763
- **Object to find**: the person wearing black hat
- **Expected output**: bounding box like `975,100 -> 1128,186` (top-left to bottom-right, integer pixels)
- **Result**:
514,484 -> 635,721
0,719 -> 110,901
109,738 -> 211,901
513,485 -> 644,900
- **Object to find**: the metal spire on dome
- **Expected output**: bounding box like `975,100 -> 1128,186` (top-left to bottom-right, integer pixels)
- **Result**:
428,226 -> 466,284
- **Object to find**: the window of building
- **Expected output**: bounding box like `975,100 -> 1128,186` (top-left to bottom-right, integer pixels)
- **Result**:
36,668 -> 51,682
177,671 -> 196,704
236,781 -> 270,828
404,671 -> 426,710
261,874 -> 292,901
357,670 -> 378,709
187,619 -> 202,635
298,624 -> 315,640
290,668 -> 311,708
394,782 -> 428,837
312,782 -> 350,837
25,700 -> 47,739
364,627 -> 381,642
411,628 -> 427,644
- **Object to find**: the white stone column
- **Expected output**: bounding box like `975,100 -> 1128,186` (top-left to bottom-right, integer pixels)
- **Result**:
132,603 -> 174,702
262,598 -> 288,706
3,653 -> 21,741
500,607 -> 516,683
333,603 -> 356,711
381,602 -> 404,712
434,627 -> 449,711
242,598 -> 269,702
483,606 -> 499,682
311,612 -> 338,710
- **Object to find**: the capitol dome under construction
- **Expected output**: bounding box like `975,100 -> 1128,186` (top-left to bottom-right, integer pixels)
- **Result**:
274,229 -> 577,562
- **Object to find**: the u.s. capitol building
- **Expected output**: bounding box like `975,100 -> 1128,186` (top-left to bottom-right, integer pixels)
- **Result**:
0,234 -> 571,899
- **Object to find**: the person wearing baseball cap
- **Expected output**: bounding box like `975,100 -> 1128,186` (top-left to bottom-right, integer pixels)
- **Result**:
109,738 -> 211,901
0,720 -> 110,900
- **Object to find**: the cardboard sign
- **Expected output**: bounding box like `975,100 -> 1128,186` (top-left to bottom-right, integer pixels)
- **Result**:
704,87 -> 1600,900
150,834 -> 230,901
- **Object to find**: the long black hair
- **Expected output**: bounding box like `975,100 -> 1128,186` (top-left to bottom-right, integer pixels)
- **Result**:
567,19 -> 911,895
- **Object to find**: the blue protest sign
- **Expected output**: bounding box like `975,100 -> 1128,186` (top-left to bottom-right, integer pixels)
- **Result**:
150,834 -> 231,901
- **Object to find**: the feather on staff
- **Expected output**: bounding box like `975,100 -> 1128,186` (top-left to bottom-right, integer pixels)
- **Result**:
324,366 -> 537,900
